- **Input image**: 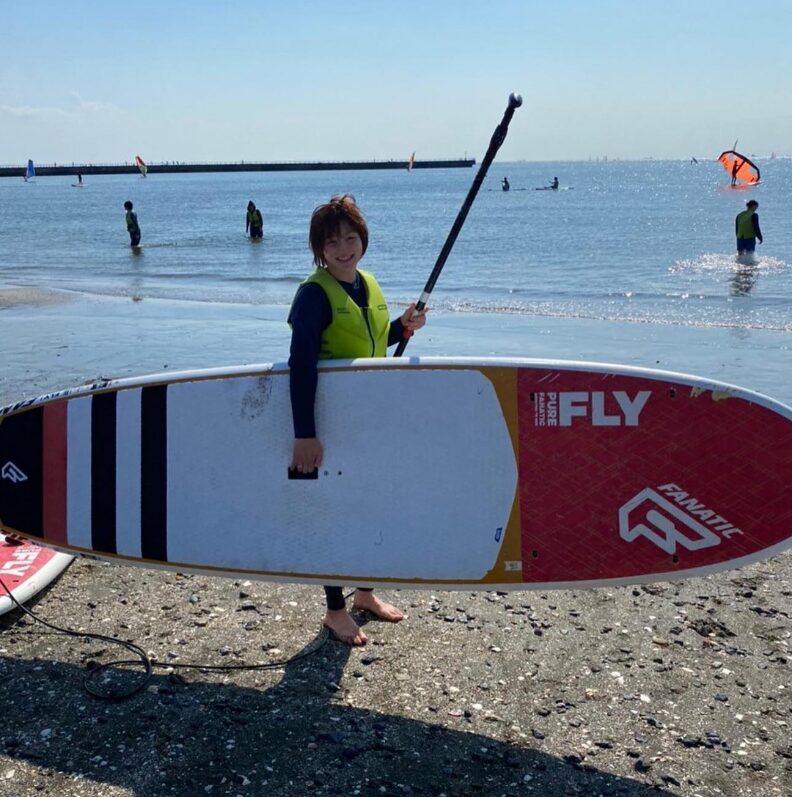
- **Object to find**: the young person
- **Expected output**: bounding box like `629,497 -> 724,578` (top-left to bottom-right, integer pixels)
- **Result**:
246,201 -> 263,239
123,200 -> 141,247
288,194 -> 427,646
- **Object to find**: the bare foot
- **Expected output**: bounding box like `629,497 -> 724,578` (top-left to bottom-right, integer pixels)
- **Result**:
323,609 -> 368,646
352,591 -> 405,622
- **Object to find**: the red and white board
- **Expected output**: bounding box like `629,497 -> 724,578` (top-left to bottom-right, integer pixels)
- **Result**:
0,534 -> 73,615
1,358 -> 791,590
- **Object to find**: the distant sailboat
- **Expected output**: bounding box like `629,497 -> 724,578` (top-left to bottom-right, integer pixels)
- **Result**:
23,159 -> 35,182
135,155 -> 147,177
406,151 -> 416,172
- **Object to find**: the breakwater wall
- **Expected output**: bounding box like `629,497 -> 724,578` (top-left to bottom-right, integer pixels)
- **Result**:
0,159 -> 475,178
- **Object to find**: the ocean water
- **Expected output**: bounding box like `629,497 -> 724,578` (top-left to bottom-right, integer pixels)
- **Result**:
1,160 -> 791,404
2,160 -> 790,328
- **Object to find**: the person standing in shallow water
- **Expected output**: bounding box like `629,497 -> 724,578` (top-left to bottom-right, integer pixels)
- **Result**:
287,194 -> 428,646
246,201 -> 263,239
123,200 -> 141,248
731,160 -> 741,186
735,199 -> 762,258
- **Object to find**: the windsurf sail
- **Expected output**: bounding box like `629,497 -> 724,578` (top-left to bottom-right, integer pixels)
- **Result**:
135,155 -> 147,177
24,159 -> 35,181
718,149 -> 760,185
407,151 -> 415,172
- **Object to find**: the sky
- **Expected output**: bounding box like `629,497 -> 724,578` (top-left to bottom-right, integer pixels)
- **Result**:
2,0 -> 791,164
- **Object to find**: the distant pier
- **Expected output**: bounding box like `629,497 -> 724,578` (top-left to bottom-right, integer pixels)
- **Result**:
0,159 -> 475,178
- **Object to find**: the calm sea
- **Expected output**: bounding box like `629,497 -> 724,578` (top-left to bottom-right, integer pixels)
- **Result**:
2,160 -> 790,332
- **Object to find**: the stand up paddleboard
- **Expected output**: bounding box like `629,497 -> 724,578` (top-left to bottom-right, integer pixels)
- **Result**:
1,358 -> 791,591
0,533 -> 73,615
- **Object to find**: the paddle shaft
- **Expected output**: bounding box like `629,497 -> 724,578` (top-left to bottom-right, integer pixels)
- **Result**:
393,92 -> 523,357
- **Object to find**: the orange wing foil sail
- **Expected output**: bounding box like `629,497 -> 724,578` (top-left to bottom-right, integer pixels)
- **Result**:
718,150 -> 760,185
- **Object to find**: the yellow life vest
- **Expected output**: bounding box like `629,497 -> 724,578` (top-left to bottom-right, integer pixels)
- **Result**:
735,209 -> 757,239
292,268 -> 390,359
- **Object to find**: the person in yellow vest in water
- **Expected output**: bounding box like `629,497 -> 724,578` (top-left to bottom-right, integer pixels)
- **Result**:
735,200 -> 762,258
288,194 -> 427,646
123,200 -> 141,247
246,201 -> 263,239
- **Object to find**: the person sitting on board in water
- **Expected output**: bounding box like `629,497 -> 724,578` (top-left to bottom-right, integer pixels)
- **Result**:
735,199 -> 762,257
550,176 -> 559,190
288,193 -> 427,646
246,201 -> 263,239
123,200 -> 141,248
501,176 -> 510,192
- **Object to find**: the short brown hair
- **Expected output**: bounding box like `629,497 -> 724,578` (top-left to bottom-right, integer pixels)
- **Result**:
309,194 -> 368,267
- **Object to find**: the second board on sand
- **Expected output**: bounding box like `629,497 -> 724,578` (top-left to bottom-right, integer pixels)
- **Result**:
0,533 -> 73,615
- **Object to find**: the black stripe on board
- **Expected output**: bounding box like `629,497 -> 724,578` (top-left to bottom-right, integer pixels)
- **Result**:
140,385 -> 167,561
0,407 -> 43,537
91,392 -> 117,553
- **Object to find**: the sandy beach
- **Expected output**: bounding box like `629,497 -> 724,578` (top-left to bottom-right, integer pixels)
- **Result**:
1,546 -> 790,796
1,291 -> 790,797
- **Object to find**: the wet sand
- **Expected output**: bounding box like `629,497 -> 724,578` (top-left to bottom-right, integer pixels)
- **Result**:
0,287 -> 72,310
2,287 -> 791,404
0,290 -> 790,797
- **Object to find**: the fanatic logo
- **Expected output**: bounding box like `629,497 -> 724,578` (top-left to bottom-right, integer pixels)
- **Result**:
1,462 -> 28,483
619,487 -> 723,555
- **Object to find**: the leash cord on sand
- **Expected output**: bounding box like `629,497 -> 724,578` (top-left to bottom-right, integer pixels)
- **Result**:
0,576 -> 331,701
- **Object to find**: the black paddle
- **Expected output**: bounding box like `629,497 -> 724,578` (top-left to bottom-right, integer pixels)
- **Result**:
393,91 -> 523,357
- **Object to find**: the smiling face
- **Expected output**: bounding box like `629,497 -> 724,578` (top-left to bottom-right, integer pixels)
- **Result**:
309,194 -> 369,278
323,220 -> 364,282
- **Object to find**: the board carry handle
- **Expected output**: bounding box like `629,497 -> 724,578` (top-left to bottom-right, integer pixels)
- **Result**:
393,91 -> 523,357
288,466 -> 319,480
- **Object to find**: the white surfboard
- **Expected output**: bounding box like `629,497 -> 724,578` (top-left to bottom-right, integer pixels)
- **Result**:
2,357 -> 792,590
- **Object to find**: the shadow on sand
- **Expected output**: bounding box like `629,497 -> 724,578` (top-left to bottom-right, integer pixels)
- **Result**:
0,614 -> 675,797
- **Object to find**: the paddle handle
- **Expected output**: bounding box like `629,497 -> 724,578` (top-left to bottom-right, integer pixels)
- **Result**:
394,92 -> 523,357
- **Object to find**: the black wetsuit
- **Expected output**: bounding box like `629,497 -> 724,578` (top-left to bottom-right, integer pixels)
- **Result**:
289,275 -> 405,609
